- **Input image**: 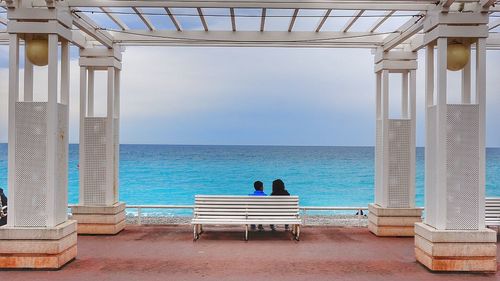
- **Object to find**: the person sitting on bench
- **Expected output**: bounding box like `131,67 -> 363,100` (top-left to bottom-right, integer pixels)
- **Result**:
270,179 -> 290,231
249,181 -> 267,231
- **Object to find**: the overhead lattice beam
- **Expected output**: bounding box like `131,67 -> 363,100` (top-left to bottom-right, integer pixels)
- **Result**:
440,0 -> 455,8
197,8 -> 209,31
164,8 -> 182,32
72,11 -> 114,48
230,8 -> 236,32
489,18 -> 500,30
132,7 -> 156,31
101,7 -> 129,30
342,10 -> 364,32
288,9 -> 299,32
315,9 -> 332,32
66,0 -> 434,11
369,10 -> 394,33
480,0 -> 496,8
382,14 -> 424,51
260,8 -> 266,32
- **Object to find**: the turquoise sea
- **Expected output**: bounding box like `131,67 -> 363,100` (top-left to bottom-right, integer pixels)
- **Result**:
0,144 -> 499,212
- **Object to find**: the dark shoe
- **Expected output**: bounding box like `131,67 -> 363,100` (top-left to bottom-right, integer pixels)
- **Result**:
258,225 -> 264,231
285,225 -> 290,231
250,225 -> 256,230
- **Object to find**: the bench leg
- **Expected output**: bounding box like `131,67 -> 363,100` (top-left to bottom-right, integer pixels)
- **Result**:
193,224 -> 200,241
245,225 -> 249,241
295,225 -> 300,241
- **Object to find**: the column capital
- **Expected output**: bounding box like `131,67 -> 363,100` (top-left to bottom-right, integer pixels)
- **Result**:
79,47 -> 122,70
374,51 -> 418,73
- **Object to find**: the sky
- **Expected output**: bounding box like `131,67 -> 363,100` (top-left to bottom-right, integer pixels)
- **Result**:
0,8 -> 499,147
0,46 -> 499,147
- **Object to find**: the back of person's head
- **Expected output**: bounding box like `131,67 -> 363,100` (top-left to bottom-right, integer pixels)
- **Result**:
272,179 -> 286,194
0,188 -> 3,194
253,181 -> 263,191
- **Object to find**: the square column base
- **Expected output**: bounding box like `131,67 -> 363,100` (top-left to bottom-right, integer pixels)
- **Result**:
0,220 -> 77,269
415,222 -> 497,272
70,202 -> 126,235
368,204 -> 422,237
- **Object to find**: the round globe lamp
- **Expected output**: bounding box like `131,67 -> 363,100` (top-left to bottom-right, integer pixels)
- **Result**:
447,43 -> 470,71
26,38 -> 49,66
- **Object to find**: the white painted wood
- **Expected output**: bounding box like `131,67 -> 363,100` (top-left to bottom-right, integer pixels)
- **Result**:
6,33 -> 19,227
435,37 -> 447,230
476,38 -> 486,229
230,8 -> 236,32
369,10 -> 394,33
342,9 -> 364,33
383,14 -> 425,51
132,7 -> 156,31
61,40 -> 70,105
402,71 -> 409,118
409,69 -> 417,208
87,69 -> 94,116
46,33 -> 59,227
66,0 -> 434,11
288,9 -> 299,32
101,7 -> 129,30
72,11 -> 114,48
106,66 -> 115,205
381,69 -> 389,207
197,8 -> 209,31
461,46 -> 471,104
424,44 -> 434,227
23,40 -> 33,102
164,8 -> 182,31
79,66 -> 87,205
315,9 -> 331,33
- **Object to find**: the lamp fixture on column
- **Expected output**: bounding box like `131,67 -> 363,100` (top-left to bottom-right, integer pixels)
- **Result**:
447,41 -> 470,71
26,35 -> 49,66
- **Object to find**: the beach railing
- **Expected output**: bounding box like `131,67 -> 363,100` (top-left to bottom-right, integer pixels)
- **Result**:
68,204 -> 369,226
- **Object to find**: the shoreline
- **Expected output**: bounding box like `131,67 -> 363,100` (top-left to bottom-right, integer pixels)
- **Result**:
125,214 -> 369,227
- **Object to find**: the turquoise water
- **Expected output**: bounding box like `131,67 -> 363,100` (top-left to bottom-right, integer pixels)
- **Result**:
0,144 -> 499,209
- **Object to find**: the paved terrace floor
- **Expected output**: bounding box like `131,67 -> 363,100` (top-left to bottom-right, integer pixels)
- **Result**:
1,225 -> 499,281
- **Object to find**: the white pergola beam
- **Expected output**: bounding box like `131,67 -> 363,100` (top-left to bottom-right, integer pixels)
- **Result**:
72,11 -> 114,48
197,8 -> 209,31
382,14 -> 424,51
369,10 -> 394,33
101,7 -> 129,30
66,0 -> 434,11
230,8 -> 236,32
164,8 -> 182,32
132,7 -> 156,31
342,10 -> 364,33
288,9 -> 299,32
489,18 -> 500,30
440,0 -> 455,8
480,0 -> 496,8
260,8 -> 266,32
316,9 -> 332,32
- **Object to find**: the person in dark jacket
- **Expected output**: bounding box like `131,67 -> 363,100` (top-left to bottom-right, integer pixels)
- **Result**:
270,179 -> 290,231
0,188 -> 7,226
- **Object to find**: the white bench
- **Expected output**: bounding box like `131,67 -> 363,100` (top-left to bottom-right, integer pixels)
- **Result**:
486,197 -> 500,227
192,195 -> 301,241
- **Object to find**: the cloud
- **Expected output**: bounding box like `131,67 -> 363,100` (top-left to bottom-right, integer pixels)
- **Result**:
0,45 -> 499,147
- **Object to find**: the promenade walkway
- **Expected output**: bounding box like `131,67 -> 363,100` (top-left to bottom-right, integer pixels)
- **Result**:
1,225 -> 498,281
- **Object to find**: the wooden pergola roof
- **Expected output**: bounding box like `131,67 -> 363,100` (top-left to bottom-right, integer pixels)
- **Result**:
1,0 -> 500,50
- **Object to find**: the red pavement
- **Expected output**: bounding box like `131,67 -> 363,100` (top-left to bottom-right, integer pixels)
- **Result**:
0,225 -> 499,281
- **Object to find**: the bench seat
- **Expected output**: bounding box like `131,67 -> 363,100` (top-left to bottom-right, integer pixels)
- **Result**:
485,197 -> 500,228
192,195 -> 301,241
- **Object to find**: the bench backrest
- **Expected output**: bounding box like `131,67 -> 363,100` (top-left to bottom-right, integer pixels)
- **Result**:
485,197 -> 500,225
194,195 -> 300,220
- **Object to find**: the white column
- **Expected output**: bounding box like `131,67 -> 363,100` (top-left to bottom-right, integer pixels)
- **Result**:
79,66 -> 87,204
106,66 -> 115,205
381,69 -> 389,206
461,46 -> 471,104
476,38 -> 486,229
7,34 -> 20,227
435,37 -> 448,230
409,69 -> 417,208
46,33 -> 59,227
87,68 -> 94,116
24,41 -> 34,102
402,71 -> 409,118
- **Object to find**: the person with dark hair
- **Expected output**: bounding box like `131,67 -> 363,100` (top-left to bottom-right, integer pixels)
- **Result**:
0,188 -> 7,226
270,179 -> 290,231
249,181 -> 267,231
